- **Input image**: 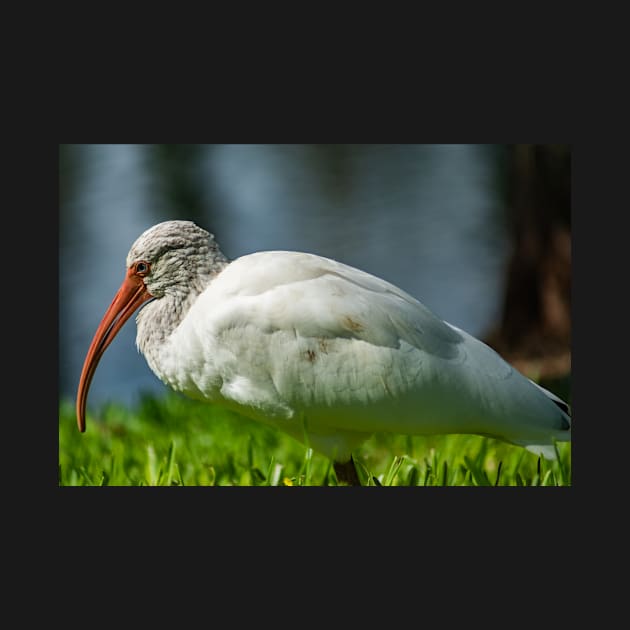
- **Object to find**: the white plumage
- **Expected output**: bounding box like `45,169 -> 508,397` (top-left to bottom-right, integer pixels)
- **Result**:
77,220 -> 571,479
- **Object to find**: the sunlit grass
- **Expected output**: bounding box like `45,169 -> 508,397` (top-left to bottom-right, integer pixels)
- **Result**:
59,392 -> 571,486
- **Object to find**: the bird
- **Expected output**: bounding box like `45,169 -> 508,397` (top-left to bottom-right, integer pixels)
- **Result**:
76,219 -> 571,485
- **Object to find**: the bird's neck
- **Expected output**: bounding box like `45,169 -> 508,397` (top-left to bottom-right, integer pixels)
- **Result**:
135,262 -> 228,359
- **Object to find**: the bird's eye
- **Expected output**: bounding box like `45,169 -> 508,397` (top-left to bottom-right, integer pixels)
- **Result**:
135,261 -> 150,276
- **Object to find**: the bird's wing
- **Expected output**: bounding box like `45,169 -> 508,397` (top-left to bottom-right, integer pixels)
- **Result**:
209,250 -> 467,360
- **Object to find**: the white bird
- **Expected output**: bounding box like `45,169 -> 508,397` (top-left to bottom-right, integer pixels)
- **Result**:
76,220 -> 571,485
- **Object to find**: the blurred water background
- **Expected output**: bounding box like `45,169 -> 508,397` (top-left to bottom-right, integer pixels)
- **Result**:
59,144 -> 510,409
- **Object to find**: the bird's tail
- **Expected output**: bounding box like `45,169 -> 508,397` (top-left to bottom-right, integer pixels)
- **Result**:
530,379 -> 572,421
516,379 -> 571,460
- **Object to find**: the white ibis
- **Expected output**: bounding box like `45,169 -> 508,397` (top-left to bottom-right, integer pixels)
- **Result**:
77,220 -> 571,485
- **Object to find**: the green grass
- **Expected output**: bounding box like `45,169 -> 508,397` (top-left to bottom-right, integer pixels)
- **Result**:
59,392 -> 571,486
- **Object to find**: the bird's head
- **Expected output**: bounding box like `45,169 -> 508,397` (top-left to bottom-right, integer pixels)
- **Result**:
75,220 -> 227,433
125,220 -> 227,298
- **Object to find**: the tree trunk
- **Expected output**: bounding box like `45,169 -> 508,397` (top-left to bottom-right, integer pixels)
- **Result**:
485,145 -> 571,384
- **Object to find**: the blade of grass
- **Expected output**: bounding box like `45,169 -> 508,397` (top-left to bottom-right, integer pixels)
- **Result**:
554,441 -> 567,485
423,456 -> 434,485
176,463 -> 185,486
354,457 -> 371,486
321,461 -> 332,486
265,455 -> 276,485
300,448 -> 313,486
510,449 -> 527,481
407,465 -> 419,486
146,444 -> 157,486
247,437 -> 254,470
206,465 -> 216,486
464,455 -> 490,486
494,461 -> 503,486
269,462 -> 283,487
251,468 -> 266,485
384,455 -> 404,486
542,470 -> 555,486
449,465 -> 460,486
163,440 -> 175,486
440,461 -> 448,486
79,467 -> 94,486
533,456 -> 542,486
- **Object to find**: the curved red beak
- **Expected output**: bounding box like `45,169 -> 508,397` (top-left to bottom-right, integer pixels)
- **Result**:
76,269 -> 153,432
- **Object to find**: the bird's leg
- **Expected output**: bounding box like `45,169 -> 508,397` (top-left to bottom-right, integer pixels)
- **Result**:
334,456 -> 361,486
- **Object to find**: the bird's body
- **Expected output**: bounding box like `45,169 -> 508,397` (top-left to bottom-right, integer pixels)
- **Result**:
77,220 -> 571,479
